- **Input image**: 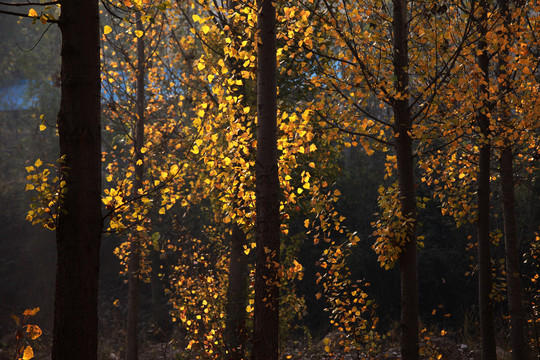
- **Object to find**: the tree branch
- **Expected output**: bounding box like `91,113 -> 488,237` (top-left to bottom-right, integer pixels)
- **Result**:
0,0 -> 58,6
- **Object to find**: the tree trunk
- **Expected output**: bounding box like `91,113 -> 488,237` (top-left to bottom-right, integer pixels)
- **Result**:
150,245 -> 172,342
52,1 -> 102,359
226,224 -> 249,360
476,2 -> 497,359
500,147 -> 527,360
126,11 -> 146,360
496,1 -> 527,358
252,0 -> 279,359
392,2 -> 419,360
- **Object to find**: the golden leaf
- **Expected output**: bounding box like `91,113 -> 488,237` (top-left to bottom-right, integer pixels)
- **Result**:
23,308 -> 40,316
22,346 -> 34,360
103,25 -> 112,35
28,8 -> 38,17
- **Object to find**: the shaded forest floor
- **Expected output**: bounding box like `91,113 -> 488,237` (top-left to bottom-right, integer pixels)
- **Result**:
96,330 -> 518,360
0,324 -> 531,360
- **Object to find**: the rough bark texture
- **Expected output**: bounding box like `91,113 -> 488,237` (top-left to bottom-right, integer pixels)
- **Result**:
126,12 -> 146,360
497,2 -> 527,358
392,2 -> 419,360
52,1 -> 102,359
226,224 -> 249,360
476,2 -> 497,359
252,0 -> 279,359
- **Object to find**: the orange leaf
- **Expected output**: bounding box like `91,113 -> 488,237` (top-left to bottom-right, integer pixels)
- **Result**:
22,346 -> 34,360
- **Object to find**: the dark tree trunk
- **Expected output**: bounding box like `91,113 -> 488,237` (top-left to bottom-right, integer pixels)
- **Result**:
150,246 -> 172,341
392,2 -> 419,360
126,11 -> 146,360
226,224 -> 249,360
126,241 -> 141,360
500,147 -> 527,360
52,1 -> 102,359
476,2 -> 497,359
252,0 -> 279,359
496,1 -> 527,358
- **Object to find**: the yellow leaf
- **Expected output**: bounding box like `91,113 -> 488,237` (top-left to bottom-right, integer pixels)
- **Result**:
158,207 -> 166,215
34,159 -> 42,168
192,14 -> 201,22
104,25 -> 112,35
22,346 -> 34,360
28,8 -> 38,17
201,25 -> 210,34
197,62 -> 205,71
134,30 -> 143,38
39,124 -> 46,131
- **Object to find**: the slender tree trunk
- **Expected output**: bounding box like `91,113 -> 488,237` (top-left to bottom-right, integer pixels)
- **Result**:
392,2 -> 419,360
500,147 -> 527,360
476,2 -> 497,359
150,241 -> 172,342
226,224 -> 249,360
496,1 -> 527,358
252,0 -> 279,359
52,1 -> 102,359
126,11 -> 145,360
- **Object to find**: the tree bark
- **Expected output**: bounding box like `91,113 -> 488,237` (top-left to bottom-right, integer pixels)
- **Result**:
392,2 -> 419,360
126,11 -> 145,360
150,245 -> 172,342
226,224 -> 249,360
52,0 -> 102,359
252,0 -> 280,359
500,147 -> 527,360
496,1 -> 527,358
476,2 -> 497,359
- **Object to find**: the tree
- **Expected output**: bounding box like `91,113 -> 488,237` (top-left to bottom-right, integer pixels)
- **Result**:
125,9 -> 146,360
53,1 -> 102,359
495,1 -> 536,358
298,1 -> 472,358
253,0 -> 279,358
0,3 -> 102,359
475,2 -> 497,359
